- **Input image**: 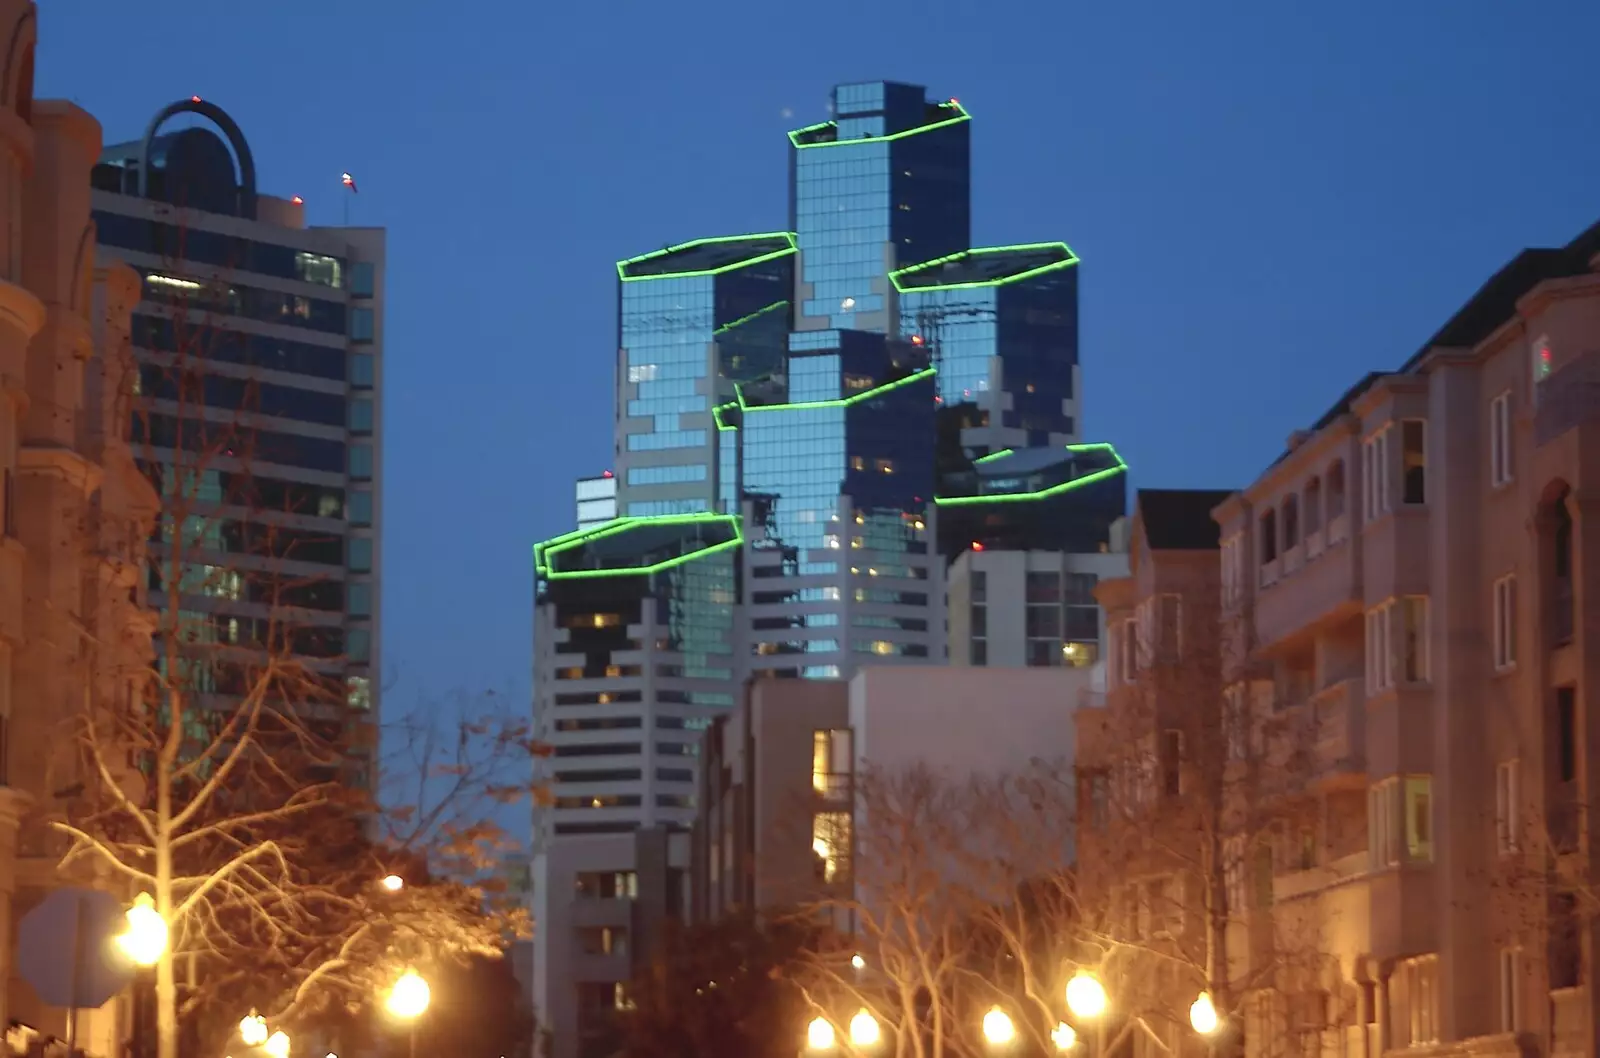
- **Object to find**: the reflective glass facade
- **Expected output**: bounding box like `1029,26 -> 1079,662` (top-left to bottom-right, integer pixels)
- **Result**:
789,83 -> 970,332
615,235 -> 793,516
894,244 -> 1081,450
935,443 -> 1128,558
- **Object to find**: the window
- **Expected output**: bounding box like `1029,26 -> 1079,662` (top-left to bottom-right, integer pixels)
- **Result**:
349,443 -> 374,481
1489,391 -> 1513,487
1499,948 -> 1522,1032
1160,730 -> 1183,796
1365,605 -> 1393,694
1282,495 -> 1299,549
1400,419 -> 1427,504
349,260 -> 376,297
1401,955 -> 1438,1045
1362,426 -> 1391,522
812,729 -> 850,800
575,871 -> 637,900
1221,535 -> 1242,606
1327,460 -> 1346,521
1556,686 -> 1577,784
347,581 -> 372,617
812,812 -> 851,884
1156,594 -> 1181,661
349,398 -> 374,434
350,352 -> 375,388
1366,597 -> 1428,690
348,490 -> 373,526
350,306 -> 375,342
1259,509 -> 1278,562
347,627 -> 371,663
1224,684 -> 1248,761
1119,617 -> 1137,683
1532,335 -> 1552,393
1086,773 -> 1109,832
1493,574 -> 1516,670
1369,781 -> 1397,866
1495,760 -> 1520,855
578,926 -> 628,957
1405,777 -> 1433,861
1224,836 -> 1246,916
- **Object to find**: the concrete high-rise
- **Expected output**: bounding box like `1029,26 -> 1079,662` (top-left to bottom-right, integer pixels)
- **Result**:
90,99 -> 385,779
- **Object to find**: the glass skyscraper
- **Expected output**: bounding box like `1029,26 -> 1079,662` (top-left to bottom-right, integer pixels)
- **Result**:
532,79 -> 1120,1058
614,234 -> 794,518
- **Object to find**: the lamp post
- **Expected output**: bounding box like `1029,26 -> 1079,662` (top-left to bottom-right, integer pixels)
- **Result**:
114,894 -> 168,1058
1064,971 -> 1109,1058
385,970 -> 431,1058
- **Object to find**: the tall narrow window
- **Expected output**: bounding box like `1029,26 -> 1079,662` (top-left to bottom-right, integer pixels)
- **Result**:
1556,686 -> 1577,784
1259,509 -> 1277,563
1119,617 -> 1137,683
1365,605 -> 1393,694
1405,777 -> 1433,861
1489,391 -> 1513,488
1499,948 -> 1522,1033
1495,760 -> 1520,855
1399,597 -> 1430,682
1493,574 -> 1517,670
1157,594 -> 1182,661
1160,729 -> 1183,796
1401,420 -> 1427,504
1363,427 -> 1391,523
1282,495 -> 1300,550
1532,335 -> 1552,395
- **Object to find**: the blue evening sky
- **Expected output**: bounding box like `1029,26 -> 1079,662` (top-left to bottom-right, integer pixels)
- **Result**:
39,1 -> 1600,718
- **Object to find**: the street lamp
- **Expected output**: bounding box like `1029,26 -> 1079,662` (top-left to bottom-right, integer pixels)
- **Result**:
381,875 -> 405,892
848,1010 -> 881,1048
850,953 -> 866,972
1190,992 -> 1220,1036
386,971 -> 431,1058
264,1030 -> 291,1058
113,893 -> 168,967
239,1014 -> 269,1047
1051,1022 -> 1078,1051
1065,971 -> 1108,1020
806,1017 -> 837,1052
981,1007 -> 1016,1047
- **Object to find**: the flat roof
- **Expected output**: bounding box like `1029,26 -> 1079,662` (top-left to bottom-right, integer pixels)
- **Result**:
890,242 -> 1079,293
534,514 -> 742,580
617,233 -> 796,281
788,100 -> 969,149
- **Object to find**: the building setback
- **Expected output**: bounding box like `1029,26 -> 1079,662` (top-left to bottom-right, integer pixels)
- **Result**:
90,99 -> 384,778
532,80 -> 1122,1058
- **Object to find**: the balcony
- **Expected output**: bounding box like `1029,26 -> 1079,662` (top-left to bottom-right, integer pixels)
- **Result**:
1253,538 -> 1362,652
1535,349 -> 1600,447
1310,679 -> 1365,784
1548,578 -> 1575,647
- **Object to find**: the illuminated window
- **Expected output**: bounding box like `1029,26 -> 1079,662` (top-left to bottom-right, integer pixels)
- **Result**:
812,811 -> 852,884
812,728 -> 851,800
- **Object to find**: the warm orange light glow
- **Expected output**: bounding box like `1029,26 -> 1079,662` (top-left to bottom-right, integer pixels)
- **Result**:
1065,971 -> 1107,1019
190,95 -> 202,103
381,874 -> 404,892
291,196 -> 304,205
982,1007 -> 1016,1045
1190,992 -> 1219,1035
807,1017 -> 836,1051
848,1010 -> 880,1047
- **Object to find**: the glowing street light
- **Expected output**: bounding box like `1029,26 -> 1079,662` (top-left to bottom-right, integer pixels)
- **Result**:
381,875 -> 405,892
1190,992 -> 1220,1036
981,1007 -> 1016,1046
850,953 -> 866,971
1052,1022 -> 1078,1051
1065,971 -> 1108,1020
386,971 -> 431,1019
239,1014 -> 269,1047
264,1030 -> 291,1058
113,892 -> 168,967
806,1017 -> 837,1051
848,1009 -> 881,1048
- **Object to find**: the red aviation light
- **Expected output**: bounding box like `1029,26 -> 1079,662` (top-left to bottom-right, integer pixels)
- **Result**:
602,470 -> 614,479
290,196 -> 304,205
971,541 -> 984,552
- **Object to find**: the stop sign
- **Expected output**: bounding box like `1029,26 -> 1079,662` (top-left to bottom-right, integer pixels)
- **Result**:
16,887 -> 135,1009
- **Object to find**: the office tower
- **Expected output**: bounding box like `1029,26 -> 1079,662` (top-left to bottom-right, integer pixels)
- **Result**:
614,234 -> 793,518
894,243 -> 1081,452
532,80 -> 1118,1058
90,98 -> 384,775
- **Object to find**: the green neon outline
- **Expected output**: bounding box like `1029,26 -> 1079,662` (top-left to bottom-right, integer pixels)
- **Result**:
888,242 -> 1080,294
539,513 -> 744,580
713,300 -> 789,337
711,366 -> 936,431
972,448 -> 1014,465
788,101 -> 970,150
617,232 -> 797,282
934,442 -> 1127,506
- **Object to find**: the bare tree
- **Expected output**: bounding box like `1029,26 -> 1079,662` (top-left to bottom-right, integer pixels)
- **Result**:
792,761 -> 1083,1058
47,226 -> 536,1058
1074,572 -> 1343,1058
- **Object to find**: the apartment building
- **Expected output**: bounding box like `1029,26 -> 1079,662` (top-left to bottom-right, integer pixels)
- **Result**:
0,7 -> 160,1047
1080,217 -> 1600,1058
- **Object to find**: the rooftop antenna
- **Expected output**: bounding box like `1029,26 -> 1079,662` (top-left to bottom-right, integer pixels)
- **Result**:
341,172 -> 359,225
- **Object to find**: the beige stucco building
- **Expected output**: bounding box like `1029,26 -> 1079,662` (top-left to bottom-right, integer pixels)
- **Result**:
0,2 -> 158,1052
1079,218 -> 1600,1058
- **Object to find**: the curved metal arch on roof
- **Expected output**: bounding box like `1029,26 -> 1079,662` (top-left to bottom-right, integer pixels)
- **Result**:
3,6 -> 35,114
137,98 -> 258,220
